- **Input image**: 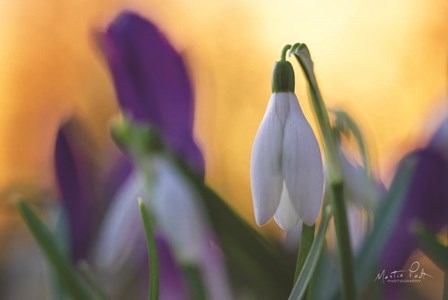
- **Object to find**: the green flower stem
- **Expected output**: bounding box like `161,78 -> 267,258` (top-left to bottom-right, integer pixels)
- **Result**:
281,44 -> 292,61
294,224 -> 315,281
291,43 -> 342,184
292,43 -> 355,300
331,182 -> 356,300
294,224 -> 315,300
289,206 -> 333,300
332,109 -> 372,176
139,200 -> 160,300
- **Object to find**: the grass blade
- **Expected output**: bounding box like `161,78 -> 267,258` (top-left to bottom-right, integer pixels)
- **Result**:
139,199 -> 159,300
17,199 -> 94,300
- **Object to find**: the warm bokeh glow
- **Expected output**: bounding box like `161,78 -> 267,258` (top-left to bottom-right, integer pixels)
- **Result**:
0,0 -> 447,235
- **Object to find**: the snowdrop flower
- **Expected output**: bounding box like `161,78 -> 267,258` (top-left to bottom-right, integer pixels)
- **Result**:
148,155 -> 208,263
93,152 -> 211,290
250,51 -> 324,231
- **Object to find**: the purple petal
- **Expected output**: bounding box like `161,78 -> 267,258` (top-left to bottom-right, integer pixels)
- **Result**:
102,11 -> 203,174
199,232 -> 232,300
102,155 -> 133,207
54,127 -> 97,261
155,235 -> 189,300
382,147 -> 448,282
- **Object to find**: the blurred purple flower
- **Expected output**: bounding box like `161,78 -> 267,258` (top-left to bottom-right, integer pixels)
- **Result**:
155,235 -> 188,300
54,125 -> 97,261
101,11 -> 204,175
381,120 -> 448,298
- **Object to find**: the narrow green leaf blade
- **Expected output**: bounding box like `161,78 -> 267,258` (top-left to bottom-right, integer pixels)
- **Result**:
139,200 -> 160,300
199,182 -> 295,297
17,200 -> 94,300
289,206 -> 333,300
175,157 -> 295,298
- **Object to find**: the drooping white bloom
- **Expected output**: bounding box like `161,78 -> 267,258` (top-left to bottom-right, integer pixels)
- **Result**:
149,156 -> 208,263
93,155 -> 232,300
250,60 -> 324,230
93,171 -> 146,272
93,156 -> 207,266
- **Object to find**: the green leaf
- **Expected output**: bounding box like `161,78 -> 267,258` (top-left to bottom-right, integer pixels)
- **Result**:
289,206 -> 332,300
411,221 -> 448,272
197,178 -> 294,297
170,155 -> 294,298
182,264 -> 207,300
294,223 -> 315,281
138,200 -> 160,300
354,157 -> 416,294
17,200 -> 95,300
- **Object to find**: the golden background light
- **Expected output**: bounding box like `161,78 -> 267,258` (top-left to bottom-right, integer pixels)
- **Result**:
0,0 -> 446,214
0,0 -> 446,298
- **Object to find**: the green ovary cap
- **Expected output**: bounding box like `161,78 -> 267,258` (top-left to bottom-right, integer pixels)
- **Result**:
272,60 -> 295,93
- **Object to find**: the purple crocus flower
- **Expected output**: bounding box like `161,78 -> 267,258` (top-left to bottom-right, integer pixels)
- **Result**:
155,235 -> 189,300
381,120 -> 448,298
54,125 -> 98,261
100,11 -> 204,175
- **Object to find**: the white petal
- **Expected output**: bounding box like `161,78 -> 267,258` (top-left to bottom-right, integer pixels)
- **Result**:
340,150 -> 367,203
151,157 -> 207,264
346,204 -> 367,252
274,182 -> 300,231
283,221 -> 303,252
250,93 -> 288,225
339,149 -> 384,209
282,93 -> 324,226
93,171 -> 145,272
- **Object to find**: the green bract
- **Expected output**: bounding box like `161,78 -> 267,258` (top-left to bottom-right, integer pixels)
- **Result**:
272,60 -> 295,93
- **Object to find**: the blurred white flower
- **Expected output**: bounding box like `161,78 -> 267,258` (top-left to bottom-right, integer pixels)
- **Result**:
93,155 -> 232,300
93,171 -> 145,273
149,156 -> 208,264
339,149 -> 385,210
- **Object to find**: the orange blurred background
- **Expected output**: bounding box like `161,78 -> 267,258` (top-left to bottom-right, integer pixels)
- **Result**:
0,0 -> 447,218
0,0 -> 447,298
